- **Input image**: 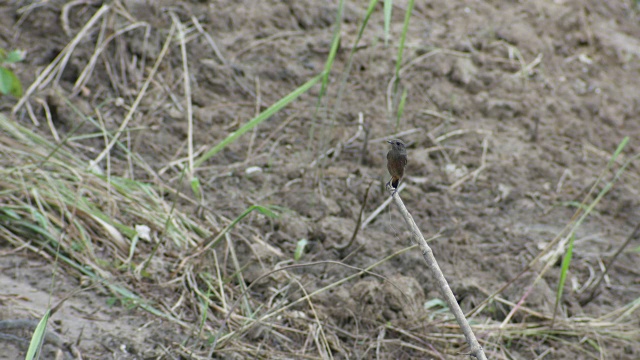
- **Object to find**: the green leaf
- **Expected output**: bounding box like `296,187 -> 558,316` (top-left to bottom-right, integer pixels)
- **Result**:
423,298 -> 447,310
5,50 -> 25,63
0,66 -> 23,97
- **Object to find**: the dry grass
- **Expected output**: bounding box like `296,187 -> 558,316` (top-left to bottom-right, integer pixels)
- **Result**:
3,103 -> 638,357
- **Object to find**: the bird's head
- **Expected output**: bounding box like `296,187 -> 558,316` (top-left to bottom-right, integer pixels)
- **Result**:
386,139 -> 406,151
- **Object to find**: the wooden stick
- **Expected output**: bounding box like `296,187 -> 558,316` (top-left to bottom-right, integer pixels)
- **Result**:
389,186 -> 488,360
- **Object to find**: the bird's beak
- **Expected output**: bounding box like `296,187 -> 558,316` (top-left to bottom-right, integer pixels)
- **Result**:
386,140 -> 393,144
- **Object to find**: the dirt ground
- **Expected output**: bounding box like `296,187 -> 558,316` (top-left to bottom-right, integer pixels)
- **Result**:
1,0 -> 640,359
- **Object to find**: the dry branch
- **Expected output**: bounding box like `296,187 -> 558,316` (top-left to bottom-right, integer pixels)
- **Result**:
388,186 -> 488,360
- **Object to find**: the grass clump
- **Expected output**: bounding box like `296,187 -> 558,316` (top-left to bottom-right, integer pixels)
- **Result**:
0,113 -> 204,319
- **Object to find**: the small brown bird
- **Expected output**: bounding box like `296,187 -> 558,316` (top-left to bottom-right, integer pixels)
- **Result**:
386,139 -> 407,194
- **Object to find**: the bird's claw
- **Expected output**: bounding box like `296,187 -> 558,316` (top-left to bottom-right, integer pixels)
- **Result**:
386,180 -> 398,196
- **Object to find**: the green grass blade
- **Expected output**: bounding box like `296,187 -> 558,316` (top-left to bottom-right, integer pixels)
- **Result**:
127,233 -> 140,265
553,233 -> 575,322
190,177 -> 202,199
571,137 -> 630,231
607,136 -> 629,168
317,0 -> 379,167
358,0 -> 380,46
202,205 -> 279,252
393,0 -> 414,93
329,0 -> 379,121
319,0 -> 344,101
552,137 -> 632,323
25,310 -> 50,360
194,73 -> 324,169
198,290 -> 212,336
309,1 -> 343,156
395,87 -> 408,131
384,0 -> 393,46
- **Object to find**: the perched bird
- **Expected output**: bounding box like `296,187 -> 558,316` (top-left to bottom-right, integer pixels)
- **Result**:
386,139 -> 407,194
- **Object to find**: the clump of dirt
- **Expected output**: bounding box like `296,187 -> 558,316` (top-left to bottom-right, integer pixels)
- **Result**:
1,0 -> 640,359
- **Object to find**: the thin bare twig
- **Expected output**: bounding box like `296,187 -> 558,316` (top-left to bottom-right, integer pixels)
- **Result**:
580,222 -> 640,305
388,186 -> 488,360
89,21 -> 176,170
332,181 -> 374,252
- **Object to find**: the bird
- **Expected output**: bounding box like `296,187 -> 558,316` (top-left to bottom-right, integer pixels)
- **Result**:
386,139 -> 407,194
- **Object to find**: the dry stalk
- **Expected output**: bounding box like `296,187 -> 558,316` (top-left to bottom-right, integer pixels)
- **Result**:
388,186 -> 488,360
12,4 -> 111,114
169,12 -> 194,175
332,181 -> 373,252
580,222 -> 640,305
89,20 -> 176,170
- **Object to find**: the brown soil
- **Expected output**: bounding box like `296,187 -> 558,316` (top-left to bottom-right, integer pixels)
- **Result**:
1,0 -> 640,359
